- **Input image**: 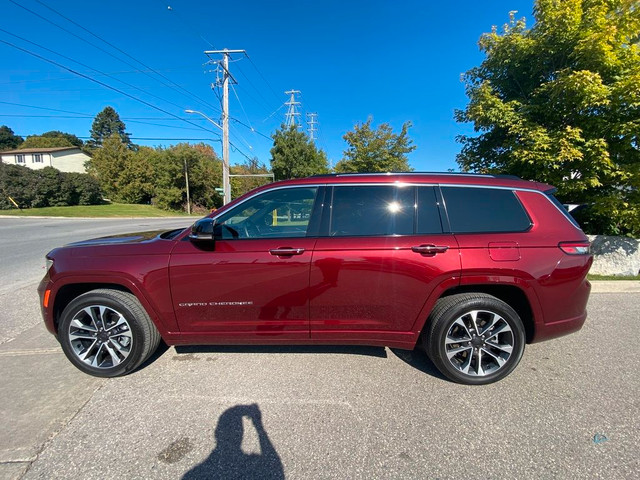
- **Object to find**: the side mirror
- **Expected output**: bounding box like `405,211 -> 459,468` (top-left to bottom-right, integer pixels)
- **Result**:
189,218 -> 215,243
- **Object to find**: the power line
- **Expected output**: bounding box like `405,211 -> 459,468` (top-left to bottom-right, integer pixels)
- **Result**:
245,53 -> 281,103
230,83 -> 254,132
35,0 -> 222,114
0,38 -> 220,138
10,0 -> 221,115
229,118 -> 272,140
165,4 -> 216,48
0,114 -> 212,132
0,27 -> 198,114
13,134 -> 221,142
234,63 -> 280,114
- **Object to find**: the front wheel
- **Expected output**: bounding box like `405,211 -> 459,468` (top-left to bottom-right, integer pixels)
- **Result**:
424,293 -> 526,385
58,289 -> 161,377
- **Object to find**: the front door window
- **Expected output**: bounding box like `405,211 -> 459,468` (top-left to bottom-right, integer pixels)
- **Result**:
215,187 -> 318,239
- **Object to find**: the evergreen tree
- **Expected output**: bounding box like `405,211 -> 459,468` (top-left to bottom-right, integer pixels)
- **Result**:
88,106 -> 131,148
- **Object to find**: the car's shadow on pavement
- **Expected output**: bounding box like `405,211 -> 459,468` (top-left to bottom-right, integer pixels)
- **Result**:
174,344 -> 388,358
170,344 -> 449,381
389,348 -> 449,381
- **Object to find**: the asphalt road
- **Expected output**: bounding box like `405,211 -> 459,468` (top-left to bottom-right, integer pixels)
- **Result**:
0,217 -> 638,479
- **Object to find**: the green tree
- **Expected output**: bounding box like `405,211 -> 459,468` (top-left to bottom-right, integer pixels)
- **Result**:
230,158 -> 272,199
0,126 -> 23,150
456,1 -> 640,236
86,134 -> 133,200
41,131 -> 83,147
152,143 -> 223,211
20,130 -> 83,149
270,125 -> 329,180
118,147 -> 155,204
336,118 -> 415,173
88,106 -> 131,148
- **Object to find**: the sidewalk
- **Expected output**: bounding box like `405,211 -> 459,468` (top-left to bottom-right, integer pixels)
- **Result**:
589,280 -> 640,293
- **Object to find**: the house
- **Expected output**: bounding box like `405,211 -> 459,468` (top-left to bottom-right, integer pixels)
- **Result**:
0,147 -> 90,173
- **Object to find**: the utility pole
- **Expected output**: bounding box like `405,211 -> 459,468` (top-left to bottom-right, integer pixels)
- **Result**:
285,90 -> 301,128
204,49 -> 245,205
306,112 -> 318,141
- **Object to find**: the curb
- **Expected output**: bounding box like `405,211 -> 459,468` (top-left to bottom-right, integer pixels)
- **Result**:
589,280 -> 640,293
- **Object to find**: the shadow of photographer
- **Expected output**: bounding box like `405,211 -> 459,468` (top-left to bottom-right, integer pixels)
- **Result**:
183,403 -> 284,480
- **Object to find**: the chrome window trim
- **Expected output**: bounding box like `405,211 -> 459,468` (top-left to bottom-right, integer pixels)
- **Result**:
210,181 -> 581,233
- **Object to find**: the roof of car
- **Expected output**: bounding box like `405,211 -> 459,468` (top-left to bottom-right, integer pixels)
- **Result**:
266,172 -> 553,192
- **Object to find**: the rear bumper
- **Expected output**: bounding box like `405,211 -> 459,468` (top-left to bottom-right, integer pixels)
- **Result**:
531,310 -> 587,343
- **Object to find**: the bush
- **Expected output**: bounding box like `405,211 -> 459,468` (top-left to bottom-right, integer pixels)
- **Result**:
0,163 -> 103,209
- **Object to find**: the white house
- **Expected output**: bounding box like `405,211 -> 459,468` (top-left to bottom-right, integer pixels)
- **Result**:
0,147 -> 90,173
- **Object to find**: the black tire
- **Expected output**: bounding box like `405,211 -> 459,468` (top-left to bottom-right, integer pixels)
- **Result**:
58,289 -> 161,377
424,293 -> 525,385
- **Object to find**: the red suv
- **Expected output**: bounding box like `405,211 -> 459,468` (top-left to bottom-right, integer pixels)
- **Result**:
38,173 -> 592,384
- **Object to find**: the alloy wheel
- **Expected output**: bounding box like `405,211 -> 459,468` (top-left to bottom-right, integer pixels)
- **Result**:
68,305 -> 133,369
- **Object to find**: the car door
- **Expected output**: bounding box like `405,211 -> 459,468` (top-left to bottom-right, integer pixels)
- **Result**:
309,185 -> 461,341
169,186 -> 321,340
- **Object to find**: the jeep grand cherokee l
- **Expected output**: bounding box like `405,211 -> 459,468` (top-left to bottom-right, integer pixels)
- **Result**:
38,173 -> 592,384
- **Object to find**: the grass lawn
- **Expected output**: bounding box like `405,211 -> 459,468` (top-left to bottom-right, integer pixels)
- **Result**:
588,274 -> 640,281
0,204 -> 200,218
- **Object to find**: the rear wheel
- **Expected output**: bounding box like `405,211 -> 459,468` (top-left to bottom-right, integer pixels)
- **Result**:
424,293 -> 525,385
58,289 -> 161,377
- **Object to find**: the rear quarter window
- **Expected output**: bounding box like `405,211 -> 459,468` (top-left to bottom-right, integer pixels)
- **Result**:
441,186 -> 531,233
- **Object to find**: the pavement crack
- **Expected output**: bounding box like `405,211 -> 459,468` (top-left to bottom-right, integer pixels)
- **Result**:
18,380 -> 107,479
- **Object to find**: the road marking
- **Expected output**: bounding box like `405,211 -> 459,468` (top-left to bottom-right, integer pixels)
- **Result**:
0,348 -> 60,356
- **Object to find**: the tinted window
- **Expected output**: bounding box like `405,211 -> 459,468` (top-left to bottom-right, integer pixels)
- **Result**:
545,192 -> 581,229
442,187 -> 531,233
215,187 -> 317,239
417,187 -> 443,234
330,186 -> 414,236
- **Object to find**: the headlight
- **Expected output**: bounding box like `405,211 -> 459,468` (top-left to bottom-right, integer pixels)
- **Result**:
45,258 -> 54,274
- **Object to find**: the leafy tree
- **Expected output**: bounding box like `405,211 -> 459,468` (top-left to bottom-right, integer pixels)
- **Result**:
117,146 -> 155,204
456,1 -> 640,236
270,125 -> 329,180
21,135 -> 74,149
88,106 -> 131,148
230,158 -> 272,199
336,118 -> 415,173
0,126 -> 23,150
152,143 -> 223,211
86,134 -> 134,200
43,130 -> 83,147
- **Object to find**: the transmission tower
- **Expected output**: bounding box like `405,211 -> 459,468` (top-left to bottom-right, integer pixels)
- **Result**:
284,90 -> 301,128
306,112 -> 318,141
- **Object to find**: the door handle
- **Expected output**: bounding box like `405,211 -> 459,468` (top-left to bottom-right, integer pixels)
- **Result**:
269,247 -> 305,256
411,244 -> 449,255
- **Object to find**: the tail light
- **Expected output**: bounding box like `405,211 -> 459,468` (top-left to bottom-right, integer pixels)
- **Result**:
558,241 -> 590,255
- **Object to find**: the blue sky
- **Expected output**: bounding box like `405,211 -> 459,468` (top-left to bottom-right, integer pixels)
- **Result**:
0,0 -> 534,171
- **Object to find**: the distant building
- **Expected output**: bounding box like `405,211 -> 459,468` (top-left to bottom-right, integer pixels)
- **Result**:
0,147 -> 90,173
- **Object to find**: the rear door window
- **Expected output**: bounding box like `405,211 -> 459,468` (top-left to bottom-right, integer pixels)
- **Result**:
441,186 -> 531,233
417,186 -> 443,234
330,186 -> 414,236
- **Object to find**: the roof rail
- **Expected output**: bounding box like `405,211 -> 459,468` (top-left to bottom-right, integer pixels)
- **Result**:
309,172 -> 522,180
